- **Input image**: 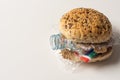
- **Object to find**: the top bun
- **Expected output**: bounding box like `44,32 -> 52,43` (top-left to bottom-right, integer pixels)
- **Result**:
59,8 -> 112,43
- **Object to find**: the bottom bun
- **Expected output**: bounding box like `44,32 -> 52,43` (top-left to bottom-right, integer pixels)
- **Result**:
60,47 -> 112,63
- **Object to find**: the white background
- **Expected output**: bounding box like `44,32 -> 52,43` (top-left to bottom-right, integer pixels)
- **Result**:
0,0 -> 120,80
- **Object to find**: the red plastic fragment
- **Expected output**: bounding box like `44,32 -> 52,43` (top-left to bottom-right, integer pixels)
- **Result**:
73,51 -> 79,56
80,56 -> 90,63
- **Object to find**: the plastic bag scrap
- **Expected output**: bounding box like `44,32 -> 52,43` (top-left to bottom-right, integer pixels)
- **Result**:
49,25 -> 120,71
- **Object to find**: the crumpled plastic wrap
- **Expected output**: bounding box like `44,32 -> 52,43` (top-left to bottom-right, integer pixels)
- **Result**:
50,25 -> 120,72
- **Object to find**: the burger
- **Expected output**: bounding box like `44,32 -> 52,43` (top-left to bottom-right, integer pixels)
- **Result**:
50,8 -> 113,63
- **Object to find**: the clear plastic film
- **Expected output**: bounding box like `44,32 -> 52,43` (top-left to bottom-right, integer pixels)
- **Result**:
49,25 -> 120,72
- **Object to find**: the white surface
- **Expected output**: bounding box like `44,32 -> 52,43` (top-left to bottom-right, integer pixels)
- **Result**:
0,0 -> 120,80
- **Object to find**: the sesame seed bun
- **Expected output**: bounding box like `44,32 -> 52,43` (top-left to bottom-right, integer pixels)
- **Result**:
59,8 -> 112,43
